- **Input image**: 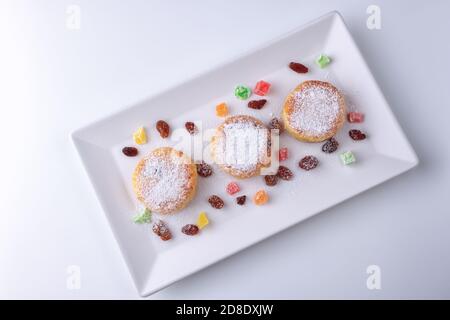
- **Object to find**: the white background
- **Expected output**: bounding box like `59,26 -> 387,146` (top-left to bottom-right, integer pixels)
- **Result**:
1,0 -> 449,299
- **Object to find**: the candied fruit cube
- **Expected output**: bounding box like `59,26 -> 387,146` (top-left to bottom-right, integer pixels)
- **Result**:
316,54 -> 331,68
279,147 -> 288,161
254,80 -> 271,96
216,102 -> 229,117
347,112 -> 364,123
253,189 -> 269,205
234,85 -> 252,100
226,182 -> 240,195
133,126 -> 147,145
196,212 -> 209,229
340,151 -> 356,165
132,208 -> 151,224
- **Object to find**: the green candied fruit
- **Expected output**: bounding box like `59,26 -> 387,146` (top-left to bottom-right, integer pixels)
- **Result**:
133,208 -> 152,224
316,54 -> 331,68
234,85 -> 252,100
340,151 -> 356,165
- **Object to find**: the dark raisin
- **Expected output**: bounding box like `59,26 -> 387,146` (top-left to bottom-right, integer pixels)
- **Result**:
182,224 -> 199,236
264,175 -> 278,186
349,129 -> 367,141
152,220 -> 172,241
268,117 -> 284,134
208,195 -> 224,209
196,161 -> 213,177
236,195 -> 246,205
289,62 -> 308,73
185,121 -> 197,135
122,146 -> 138,157
248,99 -> 267,110
322,137 -> 339,153
277,166 -> 293,180
156,120 -> 170,138
299,156 -> 319,171
160,232 -> 172,241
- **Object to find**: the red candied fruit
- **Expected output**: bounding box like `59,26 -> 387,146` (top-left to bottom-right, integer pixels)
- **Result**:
347,112 -> 364,123
279,148 -> 288,161
226,182 -> 240,195
254,80 -> 271,96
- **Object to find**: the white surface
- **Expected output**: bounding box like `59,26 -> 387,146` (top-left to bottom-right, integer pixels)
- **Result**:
0,0 -> 449,299
73,11 -> 418,296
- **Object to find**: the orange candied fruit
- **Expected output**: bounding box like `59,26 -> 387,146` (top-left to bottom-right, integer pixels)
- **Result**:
253,189 -> 269,205
215,102 -> 229,117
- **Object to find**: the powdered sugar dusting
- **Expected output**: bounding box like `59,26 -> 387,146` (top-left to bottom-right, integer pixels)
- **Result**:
140,153 -> 190,212
290,86 -> 339,136
215,118 -> 269,174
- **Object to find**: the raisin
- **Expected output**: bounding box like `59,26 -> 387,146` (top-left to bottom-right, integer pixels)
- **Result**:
277,166 -> 293,180
160,232 -> 172,241
208,195 -> 224,209
264,175 -> 278,186
299,156 -> 319,171
322,137 -> 339,153
156,120 -> 170,138
289,62 -> 309,73
196,161 -> 213,177
185,121 -> 197,135
268,117 -> 284,134
182,224 -> 199,236
152,220 -> 172,241
122,146 -> 138,157
349,129 -> 367,141
236,195 -> 246,205
248,99 -> 267,110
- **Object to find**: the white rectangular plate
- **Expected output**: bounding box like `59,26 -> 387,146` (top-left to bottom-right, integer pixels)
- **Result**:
72,11 -> 418,296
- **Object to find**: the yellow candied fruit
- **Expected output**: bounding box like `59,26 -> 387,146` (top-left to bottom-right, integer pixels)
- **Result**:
133,126 -> 147,145
215,103 -> 229,117
196,211 -> 209,229
253,189 -> 269,205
